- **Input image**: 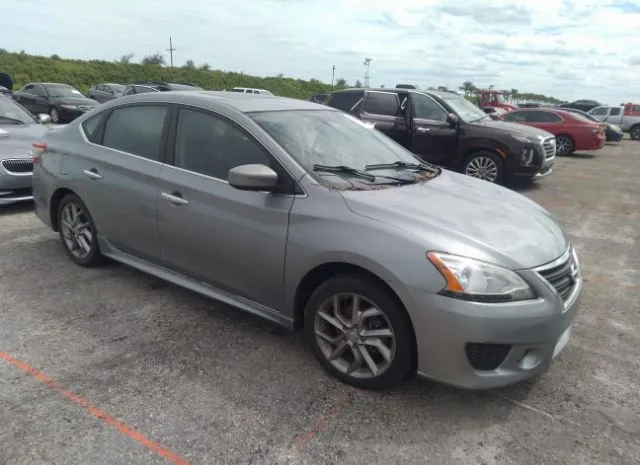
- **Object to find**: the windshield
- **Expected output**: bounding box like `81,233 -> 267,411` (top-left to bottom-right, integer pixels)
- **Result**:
250,110 -> 432,185
44,84 -> 84,98
443,97 -> 489,123
0,96 -> 37,124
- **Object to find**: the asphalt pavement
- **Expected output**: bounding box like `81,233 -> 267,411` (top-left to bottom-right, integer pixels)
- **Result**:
1,139 -> 639,465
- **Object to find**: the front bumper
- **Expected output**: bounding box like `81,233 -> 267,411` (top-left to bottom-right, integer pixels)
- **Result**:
0,160 -> 33,205
403,249 -> 582,389
510,138 -> 555,179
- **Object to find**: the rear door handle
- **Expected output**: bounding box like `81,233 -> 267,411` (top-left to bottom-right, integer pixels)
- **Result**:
83,168 -> 102,180
417,127 -> 431,133
161,191 -> 189,206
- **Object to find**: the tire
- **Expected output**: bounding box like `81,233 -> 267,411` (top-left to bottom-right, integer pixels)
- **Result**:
631,125 -> 640,141
461,151 -> 504,184
49,106 -> 60,124
304,273 -> 414,390
555,134 -> 574,155
57,194 -> 104,267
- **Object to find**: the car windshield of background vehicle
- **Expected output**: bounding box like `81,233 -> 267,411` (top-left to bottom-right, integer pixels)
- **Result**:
571,113 -> 599,124
0,97 -> 36,124
444,97 -> 489,123
44,84 -> 84,98
250,110 -> 434,184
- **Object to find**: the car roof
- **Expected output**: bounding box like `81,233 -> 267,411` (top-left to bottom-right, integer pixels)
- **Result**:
109,91 -> 333,113
332,87 -> 460,100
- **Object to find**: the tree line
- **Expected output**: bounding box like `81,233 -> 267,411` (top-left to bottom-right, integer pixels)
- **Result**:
458,81 -> 565,105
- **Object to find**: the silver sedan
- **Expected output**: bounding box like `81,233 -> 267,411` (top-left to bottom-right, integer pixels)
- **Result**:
32,91 -> 582,390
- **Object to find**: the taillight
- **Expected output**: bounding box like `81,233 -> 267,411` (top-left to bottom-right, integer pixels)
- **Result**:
31,142 -> 47,165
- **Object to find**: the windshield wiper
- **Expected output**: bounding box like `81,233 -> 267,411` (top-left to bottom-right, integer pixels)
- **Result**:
313,164 -> 376,182
0,116 -> 26,125
365,161 -> 439,174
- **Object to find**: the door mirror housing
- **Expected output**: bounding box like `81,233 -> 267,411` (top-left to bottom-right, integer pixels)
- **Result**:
446,113 -> 460,128
37,113 -> 51,124
228,164 -> 279,191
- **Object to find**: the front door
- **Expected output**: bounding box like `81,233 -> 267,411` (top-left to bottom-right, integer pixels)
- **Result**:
408,92 -> 457,165
157,106 -> 293,310
63,104 -> 169,262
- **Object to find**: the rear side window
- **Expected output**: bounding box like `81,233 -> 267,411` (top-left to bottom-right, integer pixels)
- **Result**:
609,107 -> 621,116
529,111 -> 562,123
81,114 -> 104,143
363,92 -> 400,116
102,105 -> 168,161
327,92 -> 364,113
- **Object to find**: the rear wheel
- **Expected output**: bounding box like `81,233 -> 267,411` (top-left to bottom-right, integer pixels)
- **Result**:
630,125 -> 640,141
462,151 -> 504,184
304,274 -> 414,390
57,194 -> 104,267
555,134 -> 574,155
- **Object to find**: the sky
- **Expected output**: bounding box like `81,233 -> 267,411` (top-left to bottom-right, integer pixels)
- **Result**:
2,0 -> 639,104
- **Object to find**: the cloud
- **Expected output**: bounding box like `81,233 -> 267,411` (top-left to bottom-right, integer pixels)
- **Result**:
0,0 -> 638,103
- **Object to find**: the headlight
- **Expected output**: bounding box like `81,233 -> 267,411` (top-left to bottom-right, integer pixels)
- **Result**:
60,104 -> 79,110
427,252 -> 536,302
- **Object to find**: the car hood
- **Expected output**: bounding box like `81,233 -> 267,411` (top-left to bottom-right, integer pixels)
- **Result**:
51,96 -> 97,106
472,119 -> 554,139
0,124 -> 59,159
340,170 -> 568,270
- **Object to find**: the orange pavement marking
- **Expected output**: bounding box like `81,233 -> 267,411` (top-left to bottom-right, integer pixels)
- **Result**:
0,351 -> 190,465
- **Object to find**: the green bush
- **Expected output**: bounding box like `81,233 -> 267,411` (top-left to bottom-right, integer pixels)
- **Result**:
0,49 -> 340,99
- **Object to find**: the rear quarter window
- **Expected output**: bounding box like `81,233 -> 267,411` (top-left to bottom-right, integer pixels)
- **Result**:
81,113 -> 105,143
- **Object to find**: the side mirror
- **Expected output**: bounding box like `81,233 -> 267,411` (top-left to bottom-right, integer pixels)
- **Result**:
37,113 -> 51,124
446,113 -> 459,128
228,164 -> 279,191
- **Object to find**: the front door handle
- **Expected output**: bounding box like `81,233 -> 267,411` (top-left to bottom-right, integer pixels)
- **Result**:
83,168 -> 102,180
416,127 -> 431,133
161,191 -> 189,206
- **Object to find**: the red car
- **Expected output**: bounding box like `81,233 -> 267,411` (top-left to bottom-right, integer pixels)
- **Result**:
502,108 -> 605,156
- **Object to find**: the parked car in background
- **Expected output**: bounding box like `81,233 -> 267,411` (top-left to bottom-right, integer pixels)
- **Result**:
476,89 -> 518,112
309,92 -> 330,104
326,88 -> 555,184
503,109 -> 605,155
559,99 -> 602,113
122,81 -> 203,96
0,86 -> 11,96
395,84 -> 420,89
32,90 -> 581,390
0,72 -> 13,92
0,95 -> 54,205
588,104 -> 640,140
87,83 -> 126,103
12,82 -> 98,123
563,108 -> 623,142
229,87 -> 274,95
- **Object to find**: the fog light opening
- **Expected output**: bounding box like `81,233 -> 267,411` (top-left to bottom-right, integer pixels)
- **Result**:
518,348 -> 542,370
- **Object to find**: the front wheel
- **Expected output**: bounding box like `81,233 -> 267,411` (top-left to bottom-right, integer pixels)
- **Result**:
304,274 -> 414,390
462,151 -> 504,184
555,134 -> 575,155
630,126 -> 640,141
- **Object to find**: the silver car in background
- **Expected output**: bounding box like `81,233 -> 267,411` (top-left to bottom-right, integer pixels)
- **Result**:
32,91 -> 582,390
0,95 -> 53,205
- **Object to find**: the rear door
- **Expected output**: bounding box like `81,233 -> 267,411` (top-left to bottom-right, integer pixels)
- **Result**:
408,92 -> 457,164
156,106 -> 294,309
65,104 -> 169,262
358,91 -> 409,148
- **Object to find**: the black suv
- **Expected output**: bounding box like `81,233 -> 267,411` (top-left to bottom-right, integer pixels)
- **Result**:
326,88 -> 556,184
122,81 -> 203,96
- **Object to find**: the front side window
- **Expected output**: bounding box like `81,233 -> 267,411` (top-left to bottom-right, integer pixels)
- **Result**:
102,105 -> 168,161
43,84 -> 84,98
411,93 -> 447,121
363,92 -> 399,116
173,108 -> 271,179
609,107 -> 621,116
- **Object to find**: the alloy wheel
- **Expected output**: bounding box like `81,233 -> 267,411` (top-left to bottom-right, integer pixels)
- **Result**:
632,127 -> 640,141
313,293 -> 396,379
60,202 -> 93,260
556,135 -> 572,155
465,156 -> 499,182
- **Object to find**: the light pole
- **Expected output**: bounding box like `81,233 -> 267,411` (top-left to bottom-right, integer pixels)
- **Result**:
332,65 -> 335,89
363,57 -> 372,88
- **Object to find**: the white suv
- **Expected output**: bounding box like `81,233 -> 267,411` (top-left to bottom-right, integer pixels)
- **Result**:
229,87 -> 273,95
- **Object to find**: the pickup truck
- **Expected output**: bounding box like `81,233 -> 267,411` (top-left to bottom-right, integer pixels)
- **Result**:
588,104 -> 640,140
325,88 -> 556,185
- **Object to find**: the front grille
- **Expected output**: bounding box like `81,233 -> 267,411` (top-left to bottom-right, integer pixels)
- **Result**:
542,137 -> 556,158
1,158 -> 33,173
538,251 -> 578,302
465,343 -> 511,371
